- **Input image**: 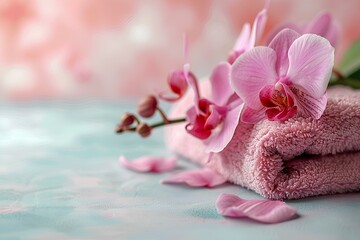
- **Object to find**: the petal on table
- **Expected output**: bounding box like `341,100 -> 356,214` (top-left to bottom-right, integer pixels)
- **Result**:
119,155 -> 176,173
216,193 -> 297,224
162,168 -> 226,187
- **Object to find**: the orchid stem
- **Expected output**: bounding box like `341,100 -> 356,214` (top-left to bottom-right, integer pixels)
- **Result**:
328,78 -> 360,89
117,118 -> 187,133
328,68 -> 360,89
149,118 -> 186,128
332,68 -> 344,80
133,115 -> 141,125
156,107 -> 170,124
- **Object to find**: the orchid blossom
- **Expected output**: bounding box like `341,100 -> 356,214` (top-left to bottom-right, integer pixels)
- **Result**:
185,62 -> 243,153
184,0 -> 267,149
228,0 -> 269,64
231,29 -> 334,123
267,11 -> 339,47
158,34 -> 195,102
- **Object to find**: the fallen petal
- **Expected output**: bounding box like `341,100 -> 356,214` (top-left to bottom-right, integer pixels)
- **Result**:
162,168 -> 226,187
119,156 -> 176,173
216,193 -> 297,224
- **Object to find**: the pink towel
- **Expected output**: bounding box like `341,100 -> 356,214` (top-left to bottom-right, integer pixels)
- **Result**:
165,84 -> 360,199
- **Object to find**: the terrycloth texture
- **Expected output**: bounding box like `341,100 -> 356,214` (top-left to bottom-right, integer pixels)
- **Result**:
165,85 -> 360,200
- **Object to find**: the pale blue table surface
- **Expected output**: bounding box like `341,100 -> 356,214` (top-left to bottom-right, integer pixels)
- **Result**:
1,101 -> 359,240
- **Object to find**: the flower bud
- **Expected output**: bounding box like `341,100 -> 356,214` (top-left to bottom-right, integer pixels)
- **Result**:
121,113 -> 135,126
168,70 -> 188,96
137,95 -> 158,118
115,124 -> 125,133
136,123 -> 152,138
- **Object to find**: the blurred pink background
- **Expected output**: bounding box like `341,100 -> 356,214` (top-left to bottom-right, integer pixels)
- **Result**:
0,0 -> 359,101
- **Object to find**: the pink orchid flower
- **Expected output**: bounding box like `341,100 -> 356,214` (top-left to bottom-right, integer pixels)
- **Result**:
231,29 -> 334,123
185,62 -> 243,153
216,193 -> 297,224
267,11 -> 339,47
158,34 -> 195,102
228,0 -> 269,64
162,168 -> 227,188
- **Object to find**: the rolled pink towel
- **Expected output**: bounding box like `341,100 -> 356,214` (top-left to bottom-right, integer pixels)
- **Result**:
165,84 -> 360,200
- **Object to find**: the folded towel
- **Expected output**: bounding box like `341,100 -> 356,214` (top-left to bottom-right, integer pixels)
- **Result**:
165,84 -> 360,199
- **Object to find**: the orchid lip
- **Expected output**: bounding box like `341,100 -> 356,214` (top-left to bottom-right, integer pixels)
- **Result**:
276,76 -> 291,86
259,83 -> 296,117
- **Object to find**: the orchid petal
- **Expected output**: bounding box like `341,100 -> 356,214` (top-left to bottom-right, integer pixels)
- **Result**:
305,11 -> 332,38
186,106 -> 197,122
265,22 -> 302,45
325,21 -> 340,47
259,85 -> 277,108
204,107 -> 222,129
210,62 -> 233,106
120,155 -> 176,173
183,33 -> 189,64
248,8 -> 268,51
231,47 -> 278,110
268,29 -> 300,76
158,91 -> 181,102
186,106 -> 212,139
288,85 -> 328,119
265,106 -> 297,122
226,93 -> 242,107
287,34 -> 334,98
184,63 -> 201,113
205,103 -> 243,153
305,11 -> 339,47
241,105 -> 267,123
162,168 -> 227,187
265,108 -> 282,120
168,71 -> 188,95
185,116 -> 212,140
216,193 -> 297,224
233,23 -> 251,52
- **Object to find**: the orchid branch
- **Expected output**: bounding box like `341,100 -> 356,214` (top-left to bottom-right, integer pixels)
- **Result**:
116,117 -> 186,133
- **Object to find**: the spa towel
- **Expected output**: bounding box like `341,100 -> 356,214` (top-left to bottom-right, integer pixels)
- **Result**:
165,85 -> 360,199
